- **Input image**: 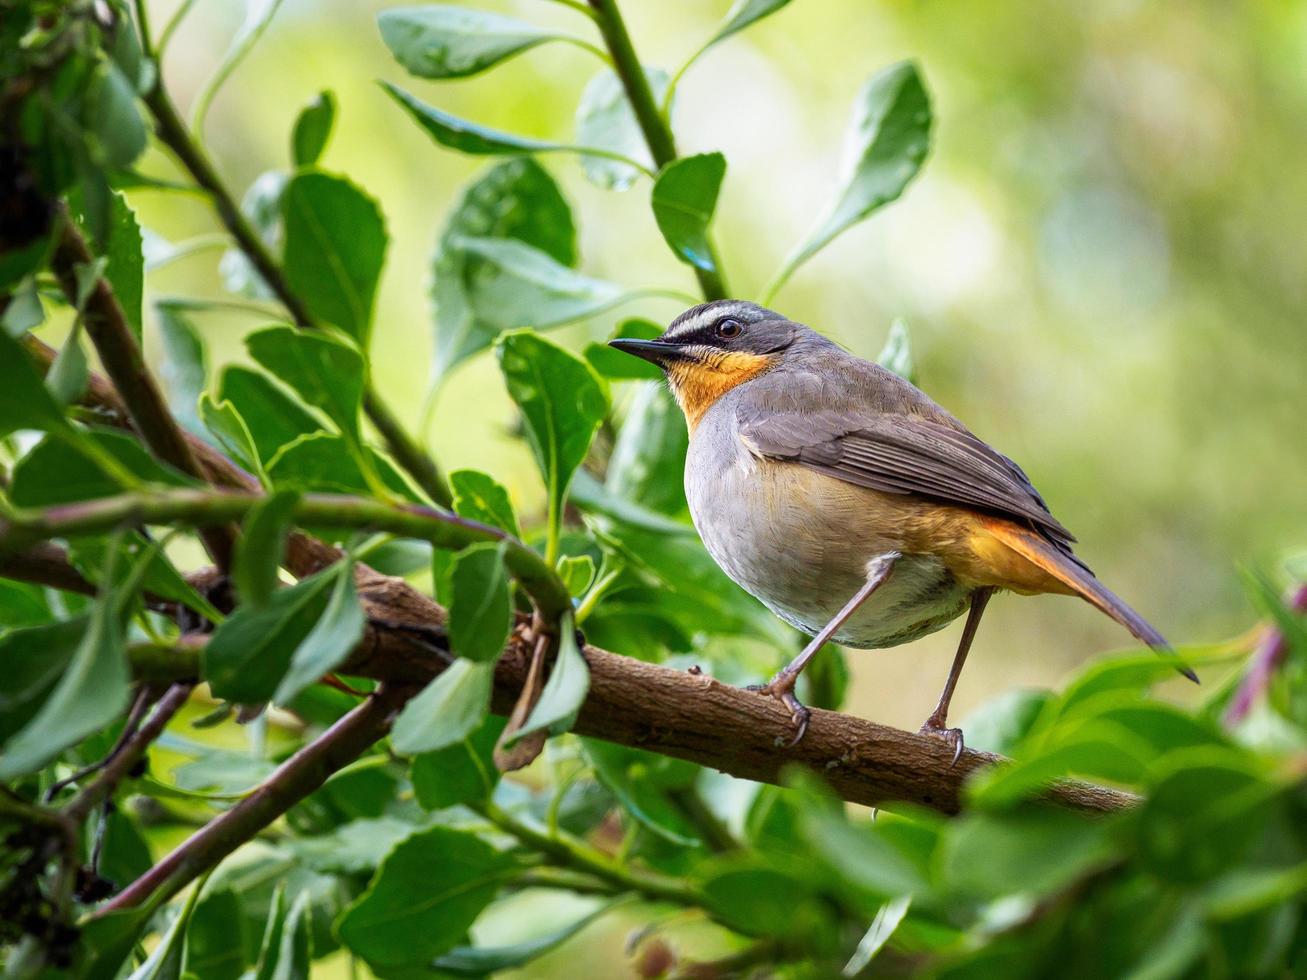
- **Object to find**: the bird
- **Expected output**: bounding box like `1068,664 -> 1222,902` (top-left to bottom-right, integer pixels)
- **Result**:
608,299 -> 1194,760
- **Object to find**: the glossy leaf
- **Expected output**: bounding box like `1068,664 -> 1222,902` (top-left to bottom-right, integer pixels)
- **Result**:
0,327 -> 76,439
281,172 -> 387,346
46,324 -> 89,406
384,81 -> 562,155
125,878 -> 204,980
450,468 -> 521,536
875,317 -> 917,385
844,896 -> 911,977
233,489 -> 300,608
774,61 -> 931,288
267,432 -> 416,500
337,826 -> 515,967
218,365 -> 320,465
584,739 -> 701,845
495,331 -> 608,557
252,888 -> 312,980
575,67 -> 668,190
203,566 -> 337,703
379,5 -> 561,80
101,192 -> 144,343
707,0 -> 794,47
448,543 -> 513,664
411,714 -> 507,810
0,617 -> 87,743
245,325 -> 365,441
606,382 -> 689,515
182,889 -> 248,980
456,236 -> 626,330
88,58 -> 148,169
390,658 -> 496,755
273,562 -> 365,705
433,159 -> 576,378
558,554 -> 596,596
291,91 -> 335,167
0,586 -> 129,779
199,393 -> 264,479
651,152 -> 725,272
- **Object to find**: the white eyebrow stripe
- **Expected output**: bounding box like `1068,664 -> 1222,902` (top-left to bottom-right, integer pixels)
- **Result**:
663,301 -> 756,340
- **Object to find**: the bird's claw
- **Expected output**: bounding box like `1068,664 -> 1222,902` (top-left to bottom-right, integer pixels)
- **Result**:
918,720 -> 965,766
749,676 -> 810,747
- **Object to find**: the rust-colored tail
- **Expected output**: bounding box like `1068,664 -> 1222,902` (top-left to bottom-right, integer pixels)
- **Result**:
985,519 -> 1198,683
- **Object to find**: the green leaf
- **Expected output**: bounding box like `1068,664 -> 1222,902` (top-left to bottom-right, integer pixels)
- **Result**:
125,876 -> 204,980
575,67 -> 668,190
606,382 -> 688,515
200,393 -> 264,479
433,159 -> 577,378
430,901 -> 616,975
233,489 -> 300,608
10,429 -> 192,506
192,0 -> 288,136
274,559 -> 366,705
456,236 -> 626,331
448,543 -> 513,664
383,81 -> 564,156
0,617 -> 86,743
156,302 -> 209,434
958,688 -> 1054,756
844,896 -> 911,977
291,91 -> 335,167
450,468 -> 521,536
246,325 -> 365,441
495,330 -> 608,561
651,152 -> 725,272
0,579 -> 54,630
0,326 -> 76,439
101,192 -> 144,343
585,318 -> 664,382
252,888 -> 312,980
378,5 -> 563,80
773,61 -> 931,290
875,317 -> 916,385
88,58 -> 148,169
513,611 -> 589,741
411,714 -> 507,810
267,432 -> 416,500
707,0 -> 794,46
203,566 -> 337,703
46,323 -> 89,406
0,588 -> 129,779
558,554 -> 596,597
1,277 -> 45,337
218,365 -> 321,465
281,172 -> 387,346
390,658 -> 496,755
337,826 -> 515,967
183,890 -> 248,980
583,739 -> 701,845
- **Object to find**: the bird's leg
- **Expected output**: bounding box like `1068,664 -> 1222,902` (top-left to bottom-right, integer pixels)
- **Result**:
920,586 -> 996,765
752,552 -> 899,747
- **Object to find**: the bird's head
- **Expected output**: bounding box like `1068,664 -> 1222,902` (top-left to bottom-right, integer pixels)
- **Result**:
608,300 -> 818,429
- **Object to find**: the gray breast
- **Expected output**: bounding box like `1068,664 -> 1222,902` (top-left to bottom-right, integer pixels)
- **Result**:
685,394 -> 970,649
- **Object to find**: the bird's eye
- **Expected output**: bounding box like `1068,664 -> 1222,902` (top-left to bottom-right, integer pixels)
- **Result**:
714,317 -> 743,340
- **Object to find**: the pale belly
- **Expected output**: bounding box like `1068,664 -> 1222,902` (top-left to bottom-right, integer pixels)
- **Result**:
686,438 -> 972,649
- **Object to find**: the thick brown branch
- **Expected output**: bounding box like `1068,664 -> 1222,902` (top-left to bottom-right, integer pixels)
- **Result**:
0,542 -> 97,596
48,214 -> 237,571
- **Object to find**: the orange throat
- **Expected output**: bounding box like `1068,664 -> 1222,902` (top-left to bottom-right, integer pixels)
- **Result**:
667,352 -> 775,431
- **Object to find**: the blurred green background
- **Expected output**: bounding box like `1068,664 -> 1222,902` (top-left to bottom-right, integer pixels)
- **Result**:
134,0 -> 1305,743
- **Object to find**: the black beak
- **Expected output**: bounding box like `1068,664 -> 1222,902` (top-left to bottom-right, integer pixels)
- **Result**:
607,337 -> 690,366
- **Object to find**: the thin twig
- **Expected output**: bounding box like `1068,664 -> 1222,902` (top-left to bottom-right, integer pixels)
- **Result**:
95,683 -> 407,914
64,683 -> 193,824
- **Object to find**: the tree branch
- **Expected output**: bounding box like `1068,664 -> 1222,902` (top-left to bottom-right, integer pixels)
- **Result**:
49,213 -> 238,572
139,80 -> 453,509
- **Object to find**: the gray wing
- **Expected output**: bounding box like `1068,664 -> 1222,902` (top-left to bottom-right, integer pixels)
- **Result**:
739,405 -> 1077,549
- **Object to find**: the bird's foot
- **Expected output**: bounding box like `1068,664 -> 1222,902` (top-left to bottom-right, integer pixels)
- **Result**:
747,674 -> 811,747
918,716 -> 964,766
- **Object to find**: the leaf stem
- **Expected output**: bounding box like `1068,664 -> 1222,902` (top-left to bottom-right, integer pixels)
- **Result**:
0,488 -> 573,620
586,0 -> 727,301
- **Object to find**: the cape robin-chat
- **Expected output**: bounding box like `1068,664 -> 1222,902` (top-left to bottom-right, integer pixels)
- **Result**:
610,300 -> 1194,760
